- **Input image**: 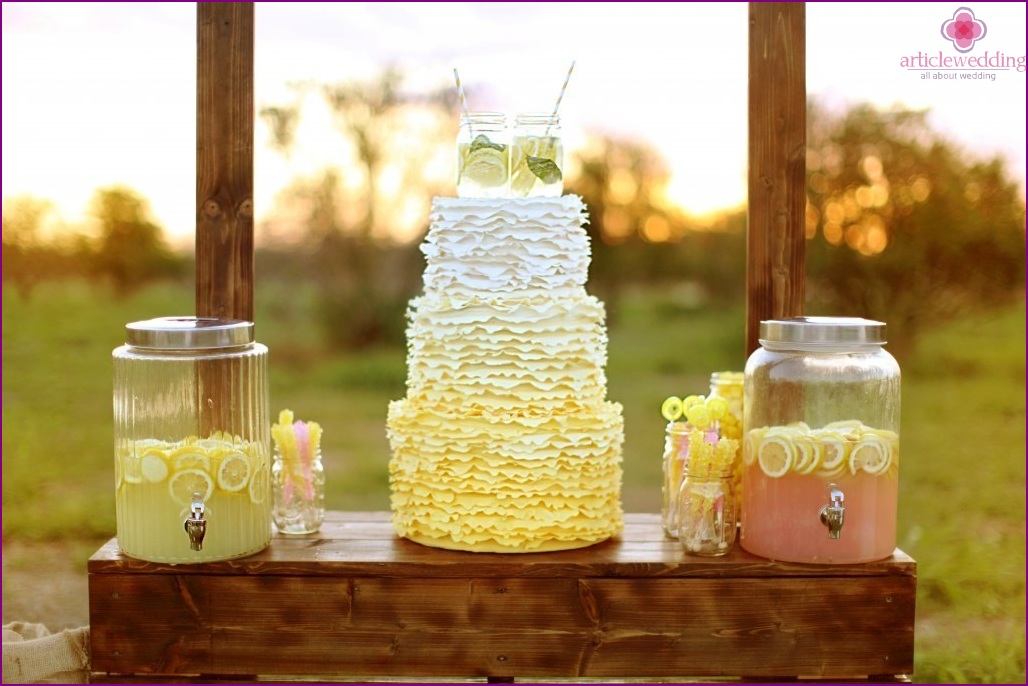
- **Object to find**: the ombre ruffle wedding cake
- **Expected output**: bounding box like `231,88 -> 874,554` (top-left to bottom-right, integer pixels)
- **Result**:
387,195 -> 624,552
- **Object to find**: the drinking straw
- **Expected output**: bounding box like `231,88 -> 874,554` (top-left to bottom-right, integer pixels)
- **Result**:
547,59 -> 576,134
453,67 -> 470,122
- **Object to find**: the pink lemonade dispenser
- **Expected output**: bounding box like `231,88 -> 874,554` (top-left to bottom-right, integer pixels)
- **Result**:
740,317 -> 900,564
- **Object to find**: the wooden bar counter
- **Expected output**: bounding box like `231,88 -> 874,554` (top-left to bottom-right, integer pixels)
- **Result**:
89,512 -> 915,682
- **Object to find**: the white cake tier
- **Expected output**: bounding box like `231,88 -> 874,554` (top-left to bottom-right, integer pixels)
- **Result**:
423,195 -> 590,293
404,289 -> 609,413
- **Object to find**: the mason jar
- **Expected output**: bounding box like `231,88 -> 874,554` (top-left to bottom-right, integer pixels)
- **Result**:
661,421 -> 691,538
112,317 -> 271,563
709,371 -> 744,511
740,317 -> 900,563
456,112 -> 509,198
678,463 -> 737,556
272,436 -> 325,534
511,113 -> 563,197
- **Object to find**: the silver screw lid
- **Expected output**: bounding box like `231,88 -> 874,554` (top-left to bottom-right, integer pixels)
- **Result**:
759,316 -> 886,346
125,317 -> 253,349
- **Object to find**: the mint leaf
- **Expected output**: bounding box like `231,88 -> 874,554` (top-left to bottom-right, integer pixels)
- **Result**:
469,134 -> 506,153
526,156 -> 562,184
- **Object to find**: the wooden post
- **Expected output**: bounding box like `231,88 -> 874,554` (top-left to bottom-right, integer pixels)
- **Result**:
196,3 -> 255,322
746,2 -> 806,356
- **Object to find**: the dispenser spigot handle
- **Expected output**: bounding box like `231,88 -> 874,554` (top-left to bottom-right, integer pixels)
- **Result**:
184,492 -> 207,551
819,483 -> 845,540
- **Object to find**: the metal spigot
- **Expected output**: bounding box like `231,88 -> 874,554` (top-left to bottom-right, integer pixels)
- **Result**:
184,493 -> 207,551
819,483 -> 845,540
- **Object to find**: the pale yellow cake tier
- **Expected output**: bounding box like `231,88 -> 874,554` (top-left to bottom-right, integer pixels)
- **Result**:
387,399 -> 624,553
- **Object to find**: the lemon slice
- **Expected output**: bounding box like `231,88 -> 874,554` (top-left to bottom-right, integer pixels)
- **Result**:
217,451 -> 251,492
814,430 -> 850,476
757,434 -> 795,478
849,436 -> 892,476
460,146 -> 508,188
248,464 -> 268,504
743,428 -> 764,466
141,451 -> 170,483
824,419 -> 864,433
169,468 -> 214,506
794,435 -> 823,475
172,448 -> 212,474
661,396 -> 683,422
122,454 -> 143,484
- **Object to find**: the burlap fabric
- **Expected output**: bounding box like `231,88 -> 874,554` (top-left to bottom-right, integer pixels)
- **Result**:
2,622 -> 89,684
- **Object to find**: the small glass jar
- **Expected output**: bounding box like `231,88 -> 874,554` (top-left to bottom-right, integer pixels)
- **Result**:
661,421 -> 692,538
457,112 -> 509,198
272,443 -> 325,534
678,464 -> 737,556
511,113 -> 563,197
709,371 -> 745,512
741,317 -> 900,564
112,317 -> 271,563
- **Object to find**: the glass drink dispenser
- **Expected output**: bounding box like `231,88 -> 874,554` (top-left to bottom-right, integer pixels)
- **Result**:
113,317 -> 271,563
740,317 -> 900,563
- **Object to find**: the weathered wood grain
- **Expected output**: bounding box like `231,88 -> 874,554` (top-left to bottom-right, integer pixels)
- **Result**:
196,3 -> 254,322
747,2 -> 807,356
89,513 -> 916,681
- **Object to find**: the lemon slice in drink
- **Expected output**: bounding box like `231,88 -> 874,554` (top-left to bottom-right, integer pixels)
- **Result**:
169,469 -> 214,506
172,447 -> 212,474
794,435 -> 823,475
757,434 -> 795,478
141,450 -> 170,483
460,147 -> 508,188
248,465 -> 268,505
849,436 -> 892,476
814,430 -> 850,476
122,453 -> 143,484
743,427 -> 765,466
217,450 -> 251,493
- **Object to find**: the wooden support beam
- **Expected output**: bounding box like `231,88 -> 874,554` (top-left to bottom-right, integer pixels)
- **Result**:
746,2 -> 806,356
196,3 -> 255,322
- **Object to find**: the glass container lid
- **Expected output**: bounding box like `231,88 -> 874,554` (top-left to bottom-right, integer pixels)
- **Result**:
759,316 -> 886,347
125,317 -> 253,350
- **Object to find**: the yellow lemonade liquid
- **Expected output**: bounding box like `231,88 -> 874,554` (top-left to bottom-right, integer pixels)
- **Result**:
115,436 -> 270,563
740,422 -> 898,563
510,135 -> 563,198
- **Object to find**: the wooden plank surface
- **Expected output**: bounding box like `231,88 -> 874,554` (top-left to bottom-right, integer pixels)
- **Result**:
89,513 -> 915,680
89,512 -> 916,579
196,3 -> 255,322
746,2 -> 807,355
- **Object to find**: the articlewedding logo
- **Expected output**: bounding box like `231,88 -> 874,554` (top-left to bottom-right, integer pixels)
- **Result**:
941,7 -> 987,53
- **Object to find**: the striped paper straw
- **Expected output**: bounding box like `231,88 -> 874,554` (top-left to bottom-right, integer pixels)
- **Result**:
453,68 -> 469,121
550,59 -> 577,118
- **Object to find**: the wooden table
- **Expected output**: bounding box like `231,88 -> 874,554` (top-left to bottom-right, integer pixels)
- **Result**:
88,512 -> 915,682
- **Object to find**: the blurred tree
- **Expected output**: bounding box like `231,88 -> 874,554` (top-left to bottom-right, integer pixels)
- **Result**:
260,67 -> 455,349
2,195 -> 54,298
90,186 -> 183,295
805,101 -> 1026,356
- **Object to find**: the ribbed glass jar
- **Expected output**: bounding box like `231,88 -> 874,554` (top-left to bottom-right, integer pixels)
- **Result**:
112,317 -> 271,563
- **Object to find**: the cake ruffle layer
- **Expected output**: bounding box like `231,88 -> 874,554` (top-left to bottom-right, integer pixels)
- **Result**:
423,196 -> 590,293
405,290 -> 609,412
387,400 -> 624,552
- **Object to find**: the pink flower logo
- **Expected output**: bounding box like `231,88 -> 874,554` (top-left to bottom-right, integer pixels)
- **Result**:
941,7 -> 987,53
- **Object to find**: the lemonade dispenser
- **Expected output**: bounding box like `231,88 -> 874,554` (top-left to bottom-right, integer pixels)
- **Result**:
740,317 -> 900,563
113,317 -> 271,563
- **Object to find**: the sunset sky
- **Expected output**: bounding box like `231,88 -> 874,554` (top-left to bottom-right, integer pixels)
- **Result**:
3,2 -> 1025,247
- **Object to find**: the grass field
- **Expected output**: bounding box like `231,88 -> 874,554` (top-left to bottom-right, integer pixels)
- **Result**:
2,279 -> 1024,683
